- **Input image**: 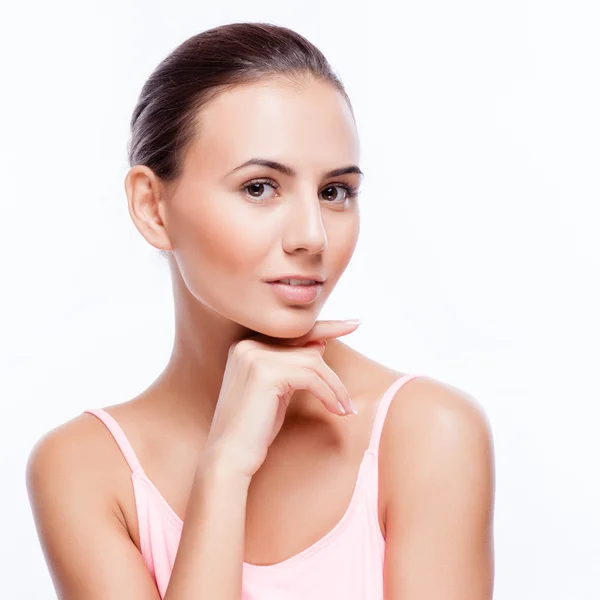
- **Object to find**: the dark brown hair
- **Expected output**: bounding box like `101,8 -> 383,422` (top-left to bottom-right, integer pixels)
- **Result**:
127,21 -> 353,183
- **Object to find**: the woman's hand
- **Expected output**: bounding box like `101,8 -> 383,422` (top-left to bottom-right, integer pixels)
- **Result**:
204,319 -> 361,480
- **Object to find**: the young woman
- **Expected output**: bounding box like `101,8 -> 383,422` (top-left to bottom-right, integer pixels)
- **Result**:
26,21 -> 495,599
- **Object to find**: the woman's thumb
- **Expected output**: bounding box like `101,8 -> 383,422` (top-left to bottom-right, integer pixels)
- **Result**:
307,339 -> 327,355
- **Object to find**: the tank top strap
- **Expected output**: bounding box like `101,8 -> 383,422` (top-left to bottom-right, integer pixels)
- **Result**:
367,374 -> 423,454
84,408 -> 144,474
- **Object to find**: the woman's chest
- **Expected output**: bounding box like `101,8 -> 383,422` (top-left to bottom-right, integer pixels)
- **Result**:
120,392 -> 389,566
242,429 -> 376,565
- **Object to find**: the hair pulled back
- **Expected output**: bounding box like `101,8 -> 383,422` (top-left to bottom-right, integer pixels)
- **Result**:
127,22 -> 352,183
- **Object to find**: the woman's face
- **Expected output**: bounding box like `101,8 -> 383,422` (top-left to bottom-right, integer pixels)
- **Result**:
135,77 -> 362,338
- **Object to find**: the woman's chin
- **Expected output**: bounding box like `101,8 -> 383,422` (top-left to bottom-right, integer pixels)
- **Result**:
249,314 -> 320,341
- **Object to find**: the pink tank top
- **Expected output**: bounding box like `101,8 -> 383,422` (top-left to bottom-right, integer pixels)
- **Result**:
84,373 -> 421,599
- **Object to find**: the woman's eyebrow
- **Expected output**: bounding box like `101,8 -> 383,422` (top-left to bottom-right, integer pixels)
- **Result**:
224,158 -> 364,180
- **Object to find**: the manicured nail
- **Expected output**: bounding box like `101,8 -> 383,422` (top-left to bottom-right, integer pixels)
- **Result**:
343,319 -> 361,325
336,401 -> 347,415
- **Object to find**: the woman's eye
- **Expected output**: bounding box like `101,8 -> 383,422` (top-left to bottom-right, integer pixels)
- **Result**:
320,185 -> 358,203
241,180 -> 359,204
243,180 -> 277,201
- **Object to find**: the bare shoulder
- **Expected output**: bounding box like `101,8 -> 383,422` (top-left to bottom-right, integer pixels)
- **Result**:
26,411 -> 127,527
28,411 -> 109,462
27,411 -> 121,480
26,412 -> 160,598
383,374 -> 493,442
378,373 -> 495,532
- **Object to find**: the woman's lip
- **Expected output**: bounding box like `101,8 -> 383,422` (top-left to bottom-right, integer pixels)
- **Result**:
267,277 -> 325,283
267,281 -> 324,304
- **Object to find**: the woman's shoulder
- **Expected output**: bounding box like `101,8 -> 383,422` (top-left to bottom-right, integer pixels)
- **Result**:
382,373 -> 490,436
334,339 -> 487,424
25,408 -> 167,597
376,370 -> 493,508
334,338 -> 491,464
27,410 -> 116,475
27,400 -> 138,472
26,407 -> 135,531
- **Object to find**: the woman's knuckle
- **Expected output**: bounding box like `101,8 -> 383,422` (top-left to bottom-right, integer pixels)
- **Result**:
235,341 -> 259,361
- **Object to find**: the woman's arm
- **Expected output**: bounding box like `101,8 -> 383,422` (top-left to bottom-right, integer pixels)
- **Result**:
26,421 -> 163,599
163,446 -> 251,599
381,378 -> 495,599
26,419 -> 250,599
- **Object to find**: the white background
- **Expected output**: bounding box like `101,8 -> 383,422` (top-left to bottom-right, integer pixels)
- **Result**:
1,1 -> 599,598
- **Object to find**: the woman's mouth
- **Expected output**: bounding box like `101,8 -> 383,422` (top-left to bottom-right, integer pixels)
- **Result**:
267,280 -> 324,303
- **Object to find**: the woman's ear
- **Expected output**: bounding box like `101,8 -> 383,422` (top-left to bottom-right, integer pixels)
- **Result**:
124,165 -> 173,251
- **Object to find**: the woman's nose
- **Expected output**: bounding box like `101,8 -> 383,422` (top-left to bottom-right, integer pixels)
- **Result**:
281,195 -> 328,255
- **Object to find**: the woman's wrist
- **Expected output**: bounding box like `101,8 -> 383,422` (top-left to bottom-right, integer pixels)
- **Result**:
199,442 -> 254,488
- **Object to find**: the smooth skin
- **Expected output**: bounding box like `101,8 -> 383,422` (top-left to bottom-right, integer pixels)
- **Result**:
26,75 -> 494,598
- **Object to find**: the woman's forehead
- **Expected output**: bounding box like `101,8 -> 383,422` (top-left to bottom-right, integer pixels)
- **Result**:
188,80 -> 359,175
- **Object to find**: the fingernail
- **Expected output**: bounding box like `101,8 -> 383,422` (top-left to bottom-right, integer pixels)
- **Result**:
349,399 -> 358,415
343,319 -> 361,325
336,401 -> 347,415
